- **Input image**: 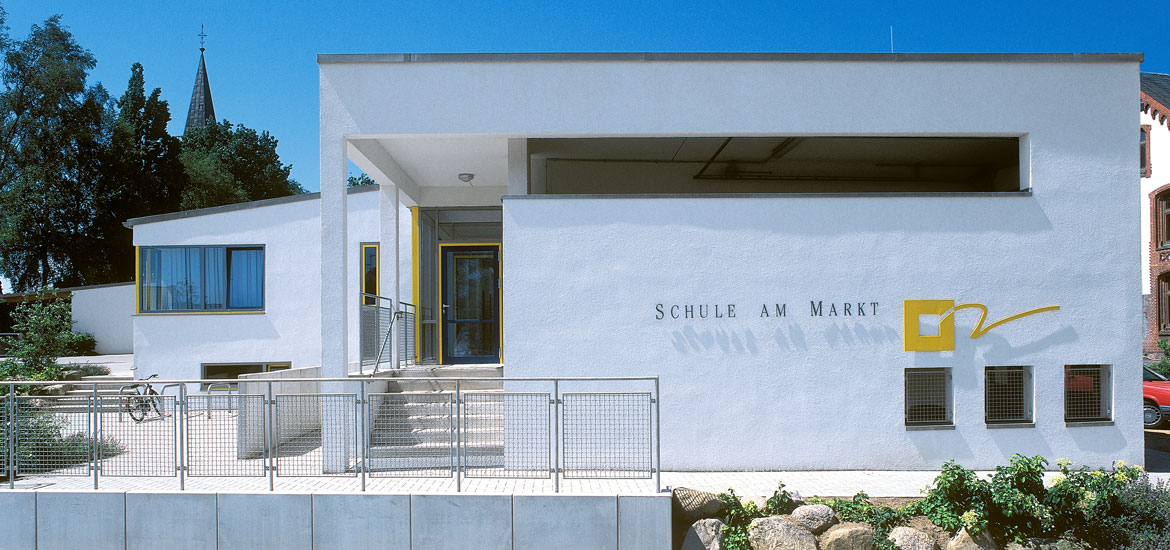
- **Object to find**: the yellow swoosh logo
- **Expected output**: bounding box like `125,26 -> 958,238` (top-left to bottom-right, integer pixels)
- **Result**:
942,303 -> 1061,339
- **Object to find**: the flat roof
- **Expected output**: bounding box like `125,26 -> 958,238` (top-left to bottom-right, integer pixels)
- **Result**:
123,184 -> 379,228
318,52 -> 1144,64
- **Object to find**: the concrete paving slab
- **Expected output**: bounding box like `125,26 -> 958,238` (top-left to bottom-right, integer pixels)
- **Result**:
313,493 -> 411,550
217,492 -> 312,550
0,491 -> 36,549
36,491 -> 125,550
514,494 -> 617,550
411,494 -> 512,550
126,492 -> 217,550
619,495 -> 673,550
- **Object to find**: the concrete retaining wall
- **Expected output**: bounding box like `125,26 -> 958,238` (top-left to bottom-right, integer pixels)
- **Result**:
9,490 -> 669,549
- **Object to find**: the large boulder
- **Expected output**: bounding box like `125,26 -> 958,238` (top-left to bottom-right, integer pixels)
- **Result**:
672,488 -> 726,549
790,504 -> 837,535
681,518 -> 725,550
889,526 -> 937,550
947,528 -> 997,550
906,516 -> 950,550
747,517 -> 817,550
820,522 -> 876,550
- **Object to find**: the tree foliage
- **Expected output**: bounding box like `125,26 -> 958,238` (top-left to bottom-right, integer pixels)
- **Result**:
0,11 -> 304,291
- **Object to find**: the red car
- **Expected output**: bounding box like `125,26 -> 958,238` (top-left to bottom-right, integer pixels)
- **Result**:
1144,367 -> 1170,429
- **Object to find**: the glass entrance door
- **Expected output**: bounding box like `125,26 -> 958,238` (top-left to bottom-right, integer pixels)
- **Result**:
440,244 -> 500,364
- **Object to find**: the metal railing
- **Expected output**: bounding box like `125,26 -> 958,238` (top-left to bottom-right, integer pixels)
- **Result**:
359,294 -> 416,372
0,376 -> 660,493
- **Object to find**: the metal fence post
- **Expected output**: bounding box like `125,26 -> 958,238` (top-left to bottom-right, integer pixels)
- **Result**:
655,377 -> 661,494
266,381 -> 274,492
179,384 -> 187,491
358,380 -> 366,492
455,379 -> 461,493
92,383 -> 99,490
553,379 -> 560,493
7,383 -> 14,490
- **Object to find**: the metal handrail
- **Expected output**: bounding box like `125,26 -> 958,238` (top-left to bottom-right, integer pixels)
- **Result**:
4,376 -> 661,493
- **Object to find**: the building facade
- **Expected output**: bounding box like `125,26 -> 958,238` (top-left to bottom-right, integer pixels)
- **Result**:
1142,73 -> 1170,354
132,53 -> 1143,470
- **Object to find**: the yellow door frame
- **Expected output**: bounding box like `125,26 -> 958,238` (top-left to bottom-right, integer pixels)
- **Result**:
436,242 -> 502,364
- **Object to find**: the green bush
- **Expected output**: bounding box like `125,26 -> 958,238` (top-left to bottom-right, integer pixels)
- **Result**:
718,483 -> 800,550
0,405 -> 122,476
904,459 -> 990,534
809,492 -> 903,550
0,291 -> 93,385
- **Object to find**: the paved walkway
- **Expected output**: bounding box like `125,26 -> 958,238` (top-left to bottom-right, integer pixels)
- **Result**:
9,470 -> 1170,497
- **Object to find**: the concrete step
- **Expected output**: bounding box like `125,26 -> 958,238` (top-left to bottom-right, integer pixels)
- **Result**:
380,365 -> 504,392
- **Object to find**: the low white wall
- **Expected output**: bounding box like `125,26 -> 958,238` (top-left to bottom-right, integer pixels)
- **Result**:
71,283 -> 134,354
13,490 -> 670,550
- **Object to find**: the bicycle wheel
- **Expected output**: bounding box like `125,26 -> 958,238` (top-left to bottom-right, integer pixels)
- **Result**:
128,396 -> 149,422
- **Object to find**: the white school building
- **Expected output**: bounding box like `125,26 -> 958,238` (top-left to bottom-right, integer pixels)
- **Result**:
125,52 -> 1144,471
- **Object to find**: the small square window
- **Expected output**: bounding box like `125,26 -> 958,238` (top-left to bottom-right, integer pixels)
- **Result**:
985,366 -> 1033,424
905,368 -> 952,426
1064,365 -> 1112,422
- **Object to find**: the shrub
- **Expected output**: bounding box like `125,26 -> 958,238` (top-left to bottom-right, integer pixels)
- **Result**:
0,291 -> 95,385
718,483 -> 800,550
987,454 -> 1051,543
0,405 -> 122,477
905,459 -> 990,534
64,332 -> 97,356
809,491 -> 904,550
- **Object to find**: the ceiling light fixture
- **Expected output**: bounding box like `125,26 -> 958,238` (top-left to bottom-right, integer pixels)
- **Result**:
457,173 -> 475,185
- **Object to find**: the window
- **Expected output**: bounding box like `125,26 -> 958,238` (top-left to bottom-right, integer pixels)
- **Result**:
1157,192 -> 1170,250
985,366 -> 1033,424
1064,365 -> 1112,422
201,362 -> 290,389
361,243 -> 378,305
138,246 -> 264,312
1160,273 -> 1170,333
1142,125 -> 1152,178
905,368 -> 952,426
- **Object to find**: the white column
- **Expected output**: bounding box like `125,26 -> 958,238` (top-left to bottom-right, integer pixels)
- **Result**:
320,134 -> 349,378
507,138 -> 529,195
320,133 -> 350,474
379,182 -> 399,366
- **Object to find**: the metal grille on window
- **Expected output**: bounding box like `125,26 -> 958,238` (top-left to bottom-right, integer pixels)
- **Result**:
462,392 -> 550,479
186,394 -> 266,477
562,393 -> 652,479
99,395 -> 177,476
366,393 -> 453,477
275,394 -> 357,477
985,367 -> 1030,423
1065,365 -> 1110,422
15,396 -> 92,476
905,369 -> 950,425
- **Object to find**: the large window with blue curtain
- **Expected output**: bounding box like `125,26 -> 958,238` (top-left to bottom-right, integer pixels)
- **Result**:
138,246 -> 265,312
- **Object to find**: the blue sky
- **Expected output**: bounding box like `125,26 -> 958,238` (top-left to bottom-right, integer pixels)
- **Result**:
5,0 -> 1169,193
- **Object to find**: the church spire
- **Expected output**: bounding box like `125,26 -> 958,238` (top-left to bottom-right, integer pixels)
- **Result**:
184,25 -> 215,134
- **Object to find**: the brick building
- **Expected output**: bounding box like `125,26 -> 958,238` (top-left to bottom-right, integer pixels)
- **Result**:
1143,73 -> 1170,354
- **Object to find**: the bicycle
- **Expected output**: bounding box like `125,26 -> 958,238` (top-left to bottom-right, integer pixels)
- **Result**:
123,373 -> 166,422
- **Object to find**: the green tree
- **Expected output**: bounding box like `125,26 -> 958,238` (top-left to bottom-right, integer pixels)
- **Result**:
0,14 -> 111,289
180,119 -> 304,210
348,173 -> 376,187
92,62 -> 186,282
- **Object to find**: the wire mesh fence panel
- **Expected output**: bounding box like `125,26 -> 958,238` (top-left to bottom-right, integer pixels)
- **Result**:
367,393 -> 453,477
398,306 -> 416,367
462,392 -> 550,479
98,395 -> 176,477
15,396 -> 93,476
562,392 -> 653,479
186,394 -> 266,477
275,394 -> 357,477
1,399 -> 8,475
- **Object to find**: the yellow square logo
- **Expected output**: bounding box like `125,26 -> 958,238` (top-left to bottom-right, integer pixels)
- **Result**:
904,300 -> 955,351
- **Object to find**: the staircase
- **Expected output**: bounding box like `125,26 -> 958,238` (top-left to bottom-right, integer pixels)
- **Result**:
30,375 -> 138,413
364,365 -> 506,474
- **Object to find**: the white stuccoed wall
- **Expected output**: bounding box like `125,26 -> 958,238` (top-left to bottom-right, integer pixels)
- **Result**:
322,56 -> 1141,470
71,282 -> 135,354
1141,108 -> 1170,294
131,190 -> 381,382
